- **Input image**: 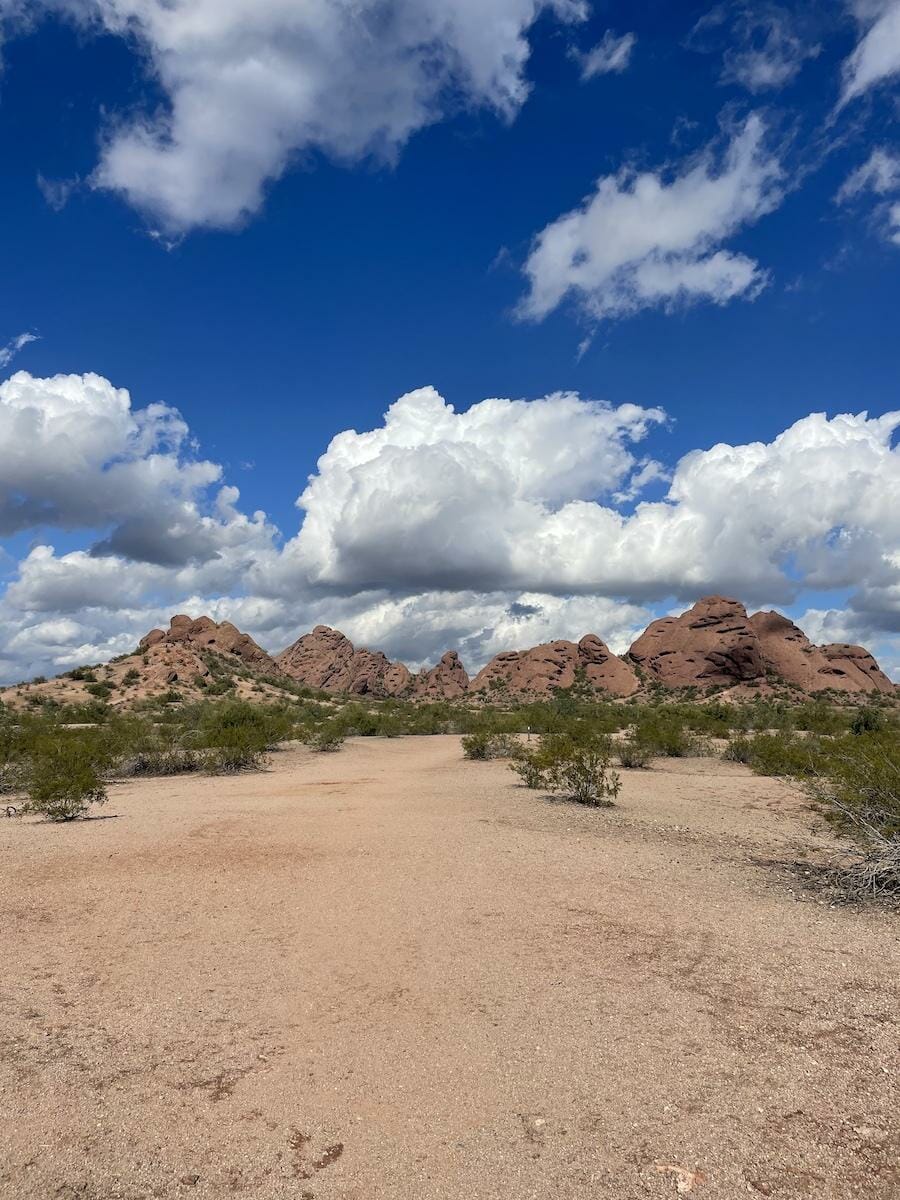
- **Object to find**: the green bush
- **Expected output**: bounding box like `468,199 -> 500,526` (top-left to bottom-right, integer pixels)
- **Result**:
722,735 -> 754,764
24,733 -> 110,821
85,682 -> 113,700
511,732 -> 621,807
202,739 -> 267,773
746,732 -> 821,777
461,731 -> 518,760
304,726 -> 345,753
632,711 -> 693,757
805,731 -> 900,900
617,736 -> 652,768
850,707 -> 885,736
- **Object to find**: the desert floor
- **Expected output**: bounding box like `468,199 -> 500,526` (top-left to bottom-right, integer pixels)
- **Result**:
2,735 -> 898,1199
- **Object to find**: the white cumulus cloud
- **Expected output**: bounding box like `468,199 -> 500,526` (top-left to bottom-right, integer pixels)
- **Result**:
2,0 -> 586,232
0,370 -> 275,565
518,114 -> 783,322
2,374 -> 900,683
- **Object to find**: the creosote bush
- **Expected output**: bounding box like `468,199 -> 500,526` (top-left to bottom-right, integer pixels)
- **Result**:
805,731 -> 900,901
304,726 -> 345,753
512,732 -> 621,807
617,736 -> 652,769
461,731 -> 518,760
24,734 -> 110,821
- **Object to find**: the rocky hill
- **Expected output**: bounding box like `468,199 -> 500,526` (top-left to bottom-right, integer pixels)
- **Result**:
2,597 -> 894,709
0,615 -> 286,710
469,635 -> 638,699
628,597 -> 894,695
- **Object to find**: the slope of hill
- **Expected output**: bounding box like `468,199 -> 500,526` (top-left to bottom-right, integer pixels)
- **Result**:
0,615 -> 287,710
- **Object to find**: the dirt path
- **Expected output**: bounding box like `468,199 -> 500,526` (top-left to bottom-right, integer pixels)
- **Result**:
2,736 -> 898,1199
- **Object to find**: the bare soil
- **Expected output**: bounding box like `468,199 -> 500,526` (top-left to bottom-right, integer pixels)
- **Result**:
2,736 -> 898,1199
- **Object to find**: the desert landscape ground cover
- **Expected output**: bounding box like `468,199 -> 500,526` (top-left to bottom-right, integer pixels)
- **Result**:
3,733 -> 899,1200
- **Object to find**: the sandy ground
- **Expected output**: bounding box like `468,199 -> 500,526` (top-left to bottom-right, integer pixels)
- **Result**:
2,735 -> 898,1200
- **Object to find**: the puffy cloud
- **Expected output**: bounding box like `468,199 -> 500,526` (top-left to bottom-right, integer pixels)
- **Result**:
0,370 -> 276,565
518,114 -> 782,322
2,0 -> 586,232
689,4 -> 821,93
2,374 -> 900,683
841,0 -> 900,104
836,147 -> 900,244
287,385 -> 666,592
577,31 -> 635,79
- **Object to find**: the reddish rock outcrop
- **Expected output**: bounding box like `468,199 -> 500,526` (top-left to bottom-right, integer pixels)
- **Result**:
470,634 -> 638,698
413,651 -> 470,700
747,610 -> 889,694
276,626 -> 411,697
140,614 -> 278,675
628,596 -> 766,688
819,643 -> 895,695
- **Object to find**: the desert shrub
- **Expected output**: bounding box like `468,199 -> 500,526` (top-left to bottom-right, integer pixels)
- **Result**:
632,711 -> 693,757
122,668 -> 141,687
206,677 -> 235,696
23,733 -> 110,820
306,728 -> 345,753
187,700 -> 293,772
746,732 -> 821,777
67,666 -> 97,682
120,747 -> 203,777
722,735 -> 754,764
85,682 -> 113,700
617,736 -> 652,769
793,701 -> 847,736
850,707 -> 885,736
805,731 -> 900,900
511,732 -> 621,807
730,699 -> 793,733
461,731 -> 518,760
202,740 -> 267,773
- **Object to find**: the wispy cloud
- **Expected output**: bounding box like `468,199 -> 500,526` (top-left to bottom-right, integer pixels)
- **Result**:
0,332 -> 39,371
576,31 -> 636,79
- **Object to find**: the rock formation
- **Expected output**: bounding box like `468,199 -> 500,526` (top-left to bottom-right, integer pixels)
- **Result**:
3,598 -> 894,710
139,614 -> 278,675
470,634 -> 638,698
628,596 -> 766,688
746,611 -> 892,694
114,613 -> 282,697
411,651 -> 470,700
747,610 -> 834,690
818,643 -> 895,694
275,626 -> 411,697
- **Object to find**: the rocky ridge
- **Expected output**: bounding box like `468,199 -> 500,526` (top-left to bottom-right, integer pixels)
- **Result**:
2,597 -> 894,709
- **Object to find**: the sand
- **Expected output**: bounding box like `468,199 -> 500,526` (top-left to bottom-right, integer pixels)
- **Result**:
2,735 -> 898,1199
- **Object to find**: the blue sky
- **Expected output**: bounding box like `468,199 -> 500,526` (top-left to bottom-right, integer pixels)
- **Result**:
0,0 -> 899,681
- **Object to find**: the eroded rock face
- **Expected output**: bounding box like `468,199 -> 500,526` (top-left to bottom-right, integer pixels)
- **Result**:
628,596 -> 767,688
275,626 -> 411,697
746,611 -> 886,693
470,635 -> 638,698
819,643 -> 895,694
413,651 -> 470,700
138,614 -> 279,675
748,610 -> 836,691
